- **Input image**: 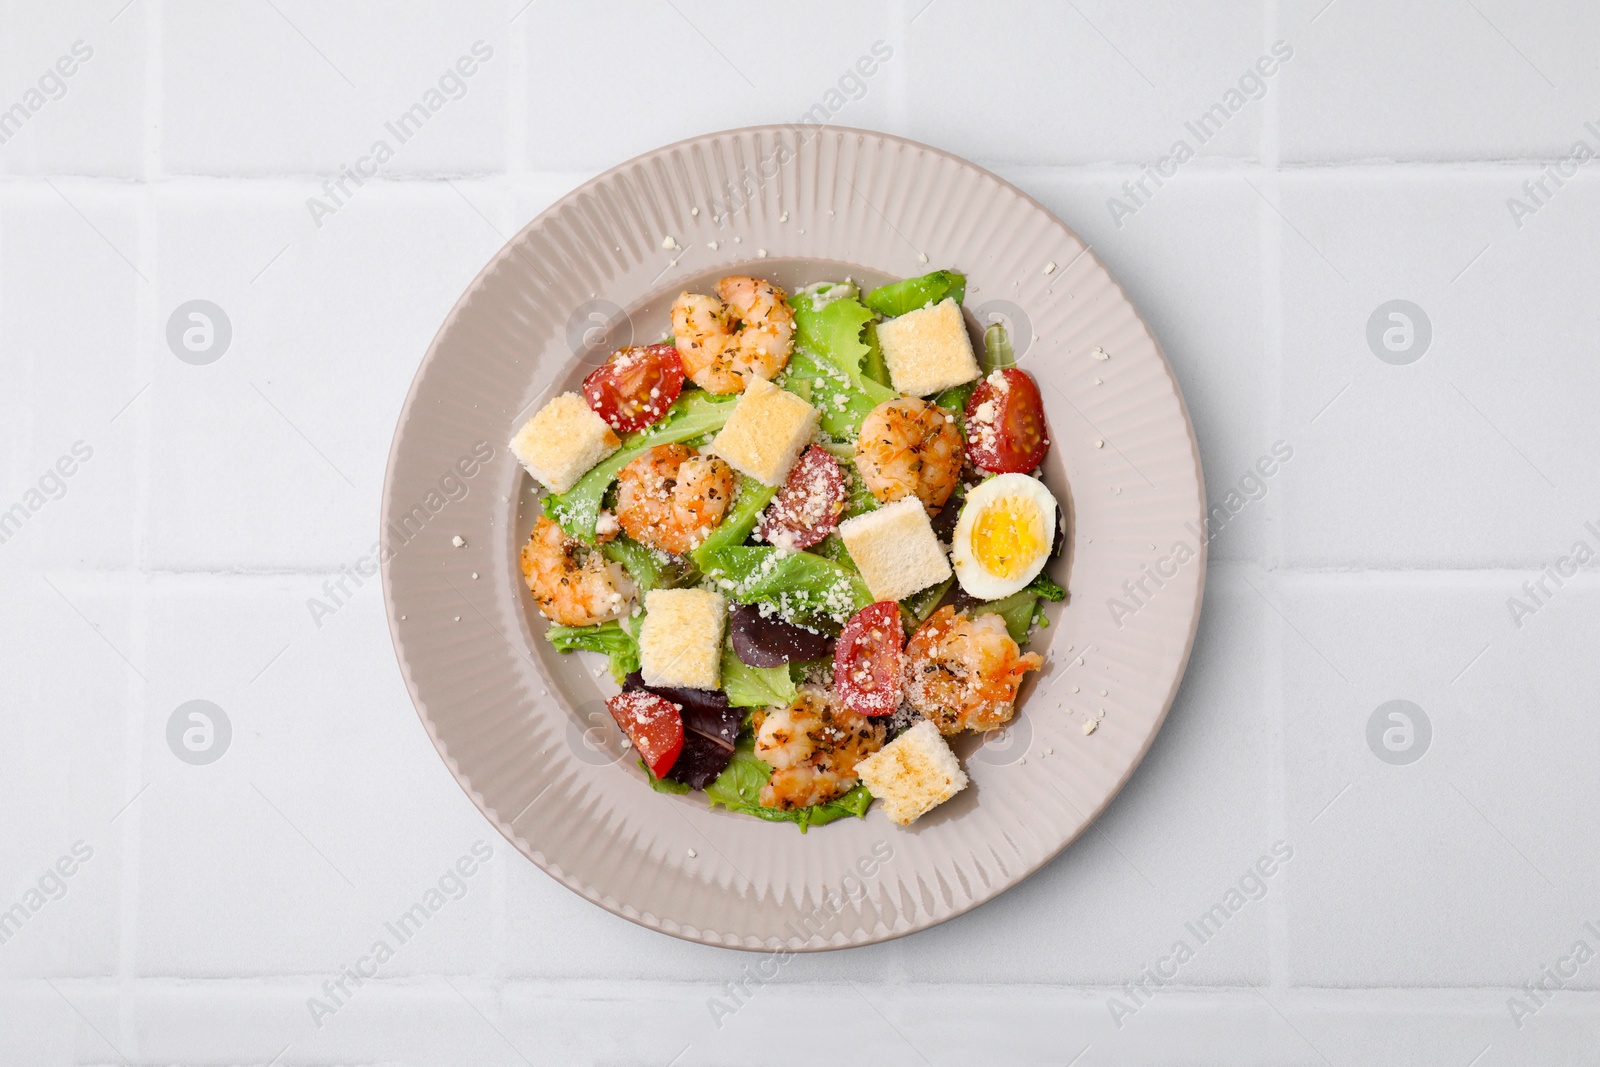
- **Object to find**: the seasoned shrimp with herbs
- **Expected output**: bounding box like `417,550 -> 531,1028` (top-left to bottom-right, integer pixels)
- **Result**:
614,443 -> 736,555
903,607 -> 1043,734
521,516 -> 633,626
755,686 -> 886,810
670,276 -> 794,394
854,396 -> 964,515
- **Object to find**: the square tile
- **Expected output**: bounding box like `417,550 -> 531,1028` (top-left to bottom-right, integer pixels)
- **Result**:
134,576 -> 499,978
0,570 -> 134,979
1273,172 -> 1595,567
1277,572 -> 1600,987
0,185 -> 147,572
144,182 -> 513,570
0,3 -> 147,177
907,0 -> 1271,165
1280,0 -> 1600,162
162,0 -> 508,175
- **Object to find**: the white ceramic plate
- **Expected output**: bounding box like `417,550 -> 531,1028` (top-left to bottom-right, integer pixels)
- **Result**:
381,126 -> 1205,950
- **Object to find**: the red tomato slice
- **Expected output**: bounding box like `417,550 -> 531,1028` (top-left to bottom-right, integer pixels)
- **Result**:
964,368 -> 1050,474
607,691 -> 684,777
833,601 -> 904,716
583,344 -> 685,433
757,446 -> 848,551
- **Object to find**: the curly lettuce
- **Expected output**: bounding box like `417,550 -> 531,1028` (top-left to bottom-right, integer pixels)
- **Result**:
789,284 -> 895,439
719,643 -> 797,709
700,544 -> 872,629
544,619 -> 639,683
1027,570 -> 1067,601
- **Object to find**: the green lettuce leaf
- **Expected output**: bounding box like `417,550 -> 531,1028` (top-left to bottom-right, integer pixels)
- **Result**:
704,739 -> 874,832
932,380 -> 977,437
862,320 -> 890,388
933,381 -> 976,414
642,759 -> 692,794
815,442 -> 878,518
812,532 -> 860,574
983,321 -> 1017,372
792,284 -> 876,379
544,619 -> 640,683
787,350 -> 881,440
790,285 -> 895,439
719,644 -> 798,708
974,591 -> 1038,643
700,544 -> 872,629
788,659 -> 827,684
690,475 -> 776,571
862,270 -> 966,318
546,391 -> 735,542
900,576 -> 953,633
1027,570 -> 1067,601
971,572 -> 1064,643
933,385 -> 974,439
600,536 -> 692,595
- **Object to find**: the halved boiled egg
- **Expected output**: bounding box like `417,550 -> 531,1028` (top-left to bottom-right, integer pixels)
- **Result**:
950,473 -> 1059,600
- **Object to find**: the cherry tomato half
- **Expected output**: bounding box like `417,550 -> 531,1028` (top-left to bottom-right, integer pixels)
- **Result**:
606,690 -> 684,777
964,368 -> 1050,474
757,446 -> 848,551
583,343 -> 685,433
833,601 -> 904,717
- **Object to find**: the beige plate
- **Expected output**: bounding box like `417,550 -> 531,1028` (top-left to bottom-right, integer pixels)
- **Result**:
381,126 -> 1206,951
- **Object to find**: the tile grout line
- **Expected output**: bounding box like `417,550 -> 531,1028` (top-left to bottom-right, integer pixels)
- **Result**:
1260,0 -> 1290,998
28,975 -> 1600,1009
1,159 -> 1596,188
117,0 -> 164,1051
1,136 -> 13,527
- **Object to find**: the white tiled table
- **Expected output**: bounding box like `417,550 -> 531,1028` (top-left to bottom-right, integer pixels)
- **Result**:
3,1 -> 1596,1063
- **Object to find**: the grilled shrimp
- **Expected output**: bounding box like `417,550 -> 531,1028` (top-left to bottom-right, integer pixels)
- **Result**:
755,686 -> 886,809
614,443 -> 736,555
903,607 -> 1043,734
521,516 -> 633,626
670,276 -> 794,394
854,397 -> 964,515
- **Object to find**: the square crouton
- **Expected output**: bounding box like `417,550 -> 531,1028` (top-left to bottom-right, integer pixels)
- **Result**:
855,720 -> 969,825
638,588 -> 726,689
837,497 -> 952,603
510,392 -> 620,494
875,297 -> 981,397
709,377 -> 819,486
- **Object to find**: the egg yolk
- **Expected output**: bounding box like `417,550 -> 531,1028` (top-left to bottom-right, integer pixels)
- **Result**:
970,496 -> 1045,579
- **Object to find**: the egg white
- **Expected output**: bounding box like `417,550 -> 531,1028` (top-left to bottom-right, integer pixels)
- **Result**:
950,473 -> 1058,600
